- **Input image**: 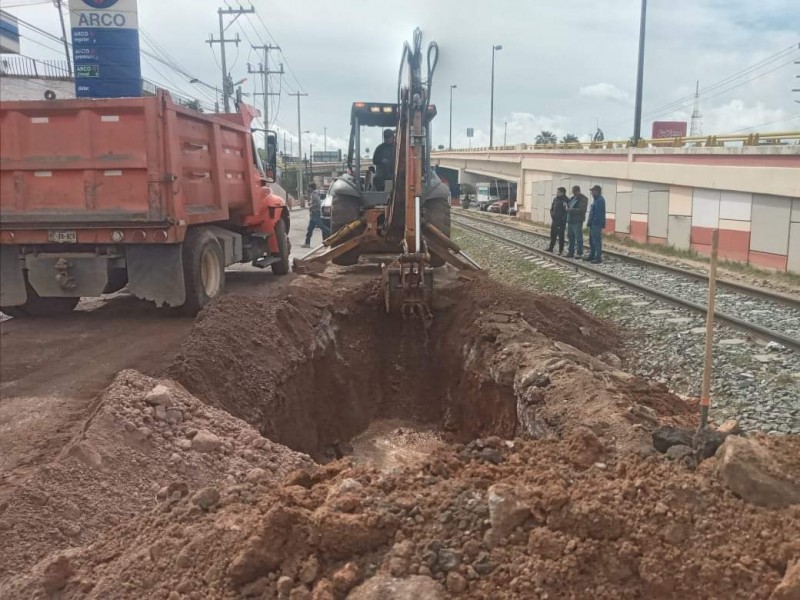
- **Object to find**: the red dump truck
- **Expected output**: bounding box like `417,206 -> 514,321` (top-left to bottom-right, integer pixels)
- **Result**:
0,90 -> 289,316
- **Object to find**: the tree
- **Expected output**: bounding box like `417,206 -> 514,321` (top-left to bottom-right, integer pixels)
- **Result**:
185,99 -> 203,112
561,133 -> 579,144
535,131 -> 557,145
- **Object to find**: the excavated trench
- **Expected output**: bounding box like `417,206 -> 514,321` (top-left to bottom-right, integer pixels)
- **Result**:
167,274 -> 623,465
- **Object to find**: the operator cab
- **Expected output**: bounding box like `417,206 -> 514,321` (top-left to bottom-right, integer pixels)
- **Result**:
340,101 -> 438,206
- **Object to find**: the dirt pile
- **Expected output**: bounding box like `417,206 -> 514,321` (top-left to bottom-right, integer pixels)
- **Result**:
0,370 -> 311,581
6,433 -> 799,599
165,273 -> 669,461
4,272 -> 794,599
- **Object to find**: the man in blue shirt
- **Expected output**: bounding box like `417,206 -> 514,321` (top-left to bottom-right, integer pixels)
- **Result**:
585,184 -> 606,264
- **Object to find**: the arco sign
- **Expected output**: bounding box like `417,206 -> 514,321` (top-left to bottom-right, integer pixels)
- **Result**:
69,0 -> 141,98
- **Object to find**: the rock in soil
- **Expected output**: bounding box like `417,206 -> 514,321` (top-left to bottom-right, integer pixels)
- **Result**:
717,436 -> 800,508
770,559 -> 800,600
347,575 -> 445,600
652,425 -> 693,453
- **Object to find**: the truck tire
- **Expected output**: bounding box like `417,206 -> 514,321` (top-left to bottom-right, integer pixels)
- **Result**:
331,195 -> 363,266
424,197 -> 451,267
271,217 -> 290,275
182,228 -> 225,315
1,276 -> 79,318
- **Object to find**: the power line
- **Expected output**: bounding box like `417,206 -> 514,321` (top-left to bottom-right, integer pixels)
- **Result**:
250,9 -> 305,94
646,58 -> 797,122
643,43 -> 799,118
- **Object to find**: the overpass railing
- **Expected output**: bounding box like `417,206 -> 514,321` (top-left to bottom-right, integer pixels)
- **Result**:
436,131 -> 800,153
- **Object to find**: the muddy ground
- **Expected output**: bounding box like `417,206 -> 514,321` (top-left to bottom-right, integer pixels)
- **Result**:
1,250 -> 799,599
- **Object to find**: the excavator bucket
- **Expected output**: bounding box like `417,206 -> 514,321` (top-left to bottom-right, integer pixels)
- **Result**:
382,260 -> 433,318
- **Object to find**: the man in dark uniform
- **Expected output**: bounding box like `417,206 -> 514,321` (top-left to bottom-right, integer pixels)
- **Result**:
372,129 -> 395,191
546,187 -> 569,254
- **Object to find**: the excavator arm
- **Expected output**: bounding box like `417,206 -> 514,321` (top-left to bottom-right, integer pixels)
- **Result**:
293,28 -> 480,317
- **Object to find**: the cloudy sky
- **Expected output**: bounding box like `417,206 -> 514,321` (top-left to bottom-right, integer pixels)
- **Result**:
5,0 -> 800,153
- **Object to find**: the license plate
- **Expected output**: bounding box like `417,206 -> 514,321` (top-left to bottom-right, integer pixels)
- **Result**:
48,230 -> 77,243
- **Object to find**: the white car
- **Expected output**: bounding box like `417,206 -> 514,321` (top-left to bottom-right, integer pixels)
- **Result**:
320,190 -> 332,229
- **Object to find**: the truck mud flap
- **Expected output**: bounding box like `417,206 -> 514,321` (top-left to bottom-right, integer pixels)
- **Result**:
26,253 -> 109,298
0,246 -> 27,307
126,244 -> 186,308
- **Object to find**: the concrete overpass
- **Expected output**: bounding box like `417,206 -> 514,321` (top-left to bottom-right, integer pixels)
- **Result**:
433,140 -> 800,274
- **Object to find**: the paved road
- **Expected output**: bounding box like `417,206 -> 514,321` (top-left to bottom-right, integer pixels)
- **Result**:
0,208 -> 315,494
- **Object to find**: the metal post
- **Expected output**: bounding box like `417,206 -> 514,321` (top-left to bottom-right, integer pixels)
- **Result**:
449,84 -> 457,149
489,45 -> 503,149
699,229 -> 719,430
632,0 -> 647,144
217,9 -> 229,112
289,91 -> 308,204
54,0 -> 72,77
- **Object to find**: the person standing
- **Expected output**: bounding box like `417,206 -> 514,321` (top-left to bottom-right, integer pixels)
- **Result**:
565,185 -> 588,258
546,187 -> 569,254
585,184 -> 607,264
302,183 -> 330,248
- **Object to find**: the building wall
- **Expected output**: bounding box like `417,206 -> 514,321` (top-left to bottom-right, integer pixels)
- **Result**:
0,77 -> 75,101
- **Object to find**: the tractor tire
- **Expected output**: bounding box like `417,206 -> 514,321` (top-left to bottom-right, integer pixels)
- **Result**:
181,228 -> 225,315
424,197 -> 451,267
331,195 -> 363,266
271,218 -> 291,275
1,275 -> 79,318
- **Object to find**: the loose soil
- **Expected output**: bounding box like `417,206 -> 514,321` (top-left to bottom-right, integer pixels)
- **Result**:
1,270 -> 798,600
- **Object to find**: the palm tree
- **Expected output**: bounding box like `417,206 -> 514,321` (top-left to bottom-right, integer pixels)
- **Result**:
561,133 -> 579,144
535,131 -> 557,145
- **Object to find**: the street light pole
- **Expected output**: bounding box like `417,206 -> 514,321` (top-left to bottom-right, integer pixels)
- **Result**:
489,44 -> 503,149
632,0 -> 647,144
449,84 -> 457,150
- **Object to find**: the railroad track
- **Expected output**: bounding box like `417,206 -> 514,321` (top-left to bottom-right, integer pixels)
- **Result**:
452,212 -> 800,353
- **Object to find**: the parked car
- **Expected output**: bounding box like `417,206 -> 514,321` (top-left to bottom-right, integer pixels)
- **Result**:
488,200 -> 510,214
320,190 -> 332,230
477,195 -> 499,211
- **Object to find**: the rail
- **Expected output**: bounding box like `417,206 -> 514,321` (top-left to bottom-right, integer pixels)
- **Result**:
435,131 -> 800,152
452,213 -> 800,352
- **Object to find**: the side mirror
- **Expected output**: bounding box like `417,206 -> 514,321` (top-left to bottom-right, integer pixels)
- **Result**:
264,131 -> 278,183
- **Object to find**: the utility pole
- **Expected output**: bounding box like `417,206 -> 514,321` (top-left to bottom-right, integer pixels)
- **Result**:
690,80 -> 703,136
324,127 -> 327,151
489,44 -> 502,149
288,91 -> 308,204
207,6 -> 254,113
503,121 -> 508,146
248,44 -> 282,156
632,0 -> 647,144
53,0 -> 72,77
449,84 -> 457,149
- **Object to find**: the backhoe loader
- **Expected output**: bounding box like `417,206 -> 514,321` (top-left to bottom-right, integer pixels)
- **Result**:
293,29 -> 479,316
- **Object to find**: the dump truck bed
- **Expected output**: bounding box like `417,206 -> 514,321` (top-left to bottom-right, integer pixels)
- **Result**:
0,90 -> 261,243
